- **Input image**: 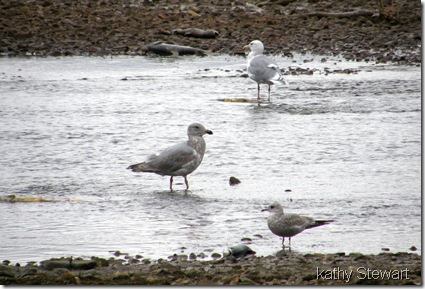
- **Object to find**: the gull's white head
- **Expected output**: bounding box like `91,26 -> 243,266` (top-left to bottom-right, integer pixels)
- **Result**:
244,40 -> 265,56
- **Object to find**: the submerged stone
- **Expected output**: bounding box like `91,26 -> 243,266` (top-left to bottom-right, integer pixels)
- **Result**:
228,244 -> 256,259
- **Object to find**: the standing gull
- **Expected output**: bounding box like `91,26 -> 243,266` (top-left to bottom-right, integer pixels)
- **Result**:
243,40 -> 288,102
261,202 -> 334,250
127,123 -> 213,192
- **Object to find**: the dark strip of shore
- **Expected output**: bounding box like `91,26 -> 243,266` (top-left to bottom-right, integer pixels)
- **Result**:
0,0 -> 421,64
0,251 -> 421,285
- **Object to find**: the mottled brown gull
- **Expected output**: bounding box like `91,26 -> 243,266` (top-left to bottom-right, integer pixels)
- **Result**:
243,40 -> 288,102
261,202 -> 334,250
127,123 -> 213,192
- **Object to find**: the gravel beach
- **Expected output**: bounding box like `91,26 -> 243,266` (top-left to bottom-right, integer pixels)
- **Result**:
0,0 -> 421,63
0,251 -> 421,285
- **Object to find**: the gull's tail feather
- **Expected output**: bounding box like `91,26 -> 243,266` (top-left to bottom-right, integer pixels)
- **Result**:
127,162 -> 155,172
307,220 -> 334,230
277,74 -> 289,85
270,66 -> 289,85
276,69 -> 289,85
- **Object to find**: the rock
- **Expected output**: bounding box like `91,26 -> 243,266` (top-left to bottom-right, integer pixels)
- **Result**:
0,264 -> 16,278
112,270 -> 130,280
74,276 -> 82,285
40,259 -> 70,271
302,273 -> 317,281
91,257 -> 109,267
40,258 -> 96,271
71,260 -> 97,270
229,176 -> 241,186
128,258 -> 140,264
228,244 -> 256,259
169,254 -> 188,261
196,253 -> 206,259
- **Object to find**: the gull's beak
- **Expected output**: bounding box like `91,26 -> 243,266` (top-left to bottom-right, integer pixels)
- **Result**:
261,208 -> 269,212
205,129 -> 213,135
243,44 -> 250,51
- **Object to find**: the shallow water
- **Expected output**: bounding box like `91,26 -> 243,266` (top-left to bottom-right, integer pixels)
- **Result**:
0,55 -> 421,264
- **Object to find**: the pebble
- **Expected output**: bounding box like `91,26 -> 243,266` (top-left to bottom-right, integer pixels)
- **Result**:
112,270 -> 130,279
196,253 -> 206,259
128,258 -> 140,264
229,176 -> 241,186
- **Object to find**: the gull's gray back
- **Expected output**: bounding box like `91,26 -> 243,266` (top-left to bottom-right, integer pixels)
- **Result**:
267,213 -> 315,238
146,141 -> 202,176
248,55 -> 282,84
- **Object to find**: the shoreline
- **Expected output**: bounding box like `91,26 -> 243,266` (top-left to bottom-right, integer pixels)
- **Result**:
0,251 -> 421,285
0,0 -> 421,64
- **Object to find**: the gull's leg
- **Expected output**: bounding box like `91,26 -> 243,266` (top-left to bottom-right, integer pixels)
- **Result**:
257,83 -> 261,101
268,85 -> 271,102
288,237 -> 292,252
281,237 -> 285,250
169,176 -> 174,192
184,176 -> 189,191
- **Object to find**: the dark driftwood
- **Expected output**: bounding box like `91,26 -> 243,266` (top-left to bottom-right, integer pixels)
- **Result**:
144,41 -> 207,56
306,10 -> 374,18
172,28 -> 219,39
257,0 -> 296,6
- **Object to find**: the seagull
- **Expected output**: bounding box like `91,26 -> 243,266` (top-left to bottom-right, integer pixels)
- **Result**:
127,123 -> 213,192
261,202 -> 334,251
243,40 -> 288,103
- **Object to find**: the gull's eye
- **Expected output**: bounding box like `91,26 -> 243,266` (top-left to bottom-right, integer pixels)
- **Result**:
270,206 -> 274,209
